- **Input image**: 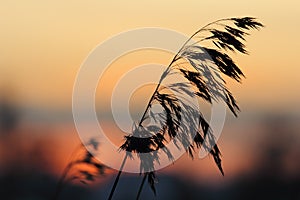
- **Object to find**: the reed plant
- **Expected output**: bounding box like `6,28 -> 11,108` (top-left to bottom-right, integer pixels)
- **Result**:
108,17 -> 263,200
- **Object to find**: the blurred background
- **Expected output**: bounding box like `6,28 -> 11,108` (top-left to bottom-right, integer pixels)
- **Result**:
1,0 -> 300,199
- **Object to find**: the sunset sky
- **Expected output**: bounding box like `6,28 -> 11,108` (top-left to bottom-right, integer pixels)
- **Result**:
1,0 -> 300,188
1,0 -> 299,114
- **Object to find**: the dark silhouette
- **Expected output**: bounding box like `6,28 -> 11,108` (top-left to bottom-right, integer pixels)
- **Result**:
53,139 -> 106,200
0,127 -> 99,200
107,17 -> 264,200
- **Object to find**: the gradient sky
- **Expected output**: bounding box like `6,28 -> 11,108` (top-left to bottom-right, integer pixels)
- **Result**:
1,1 -> 300,187
1,0 -> 300,117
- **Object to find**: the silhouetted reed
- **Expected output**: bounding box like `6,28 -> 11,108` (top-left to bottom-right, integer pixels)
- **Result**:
107,16 -> 263,200
53,139 -> 105,200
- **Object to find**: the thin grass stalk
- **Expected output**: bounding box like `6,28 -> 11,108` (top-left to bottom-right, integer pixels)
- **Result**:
107,154 -> 128,200
53,162 -> 74,200
136,173 -> 148,200
107,51 -> 179,200
53,144 -> 82,200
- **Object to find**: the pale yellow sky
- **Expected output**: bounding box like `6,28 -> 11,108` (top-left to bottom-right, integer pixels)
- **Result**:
0,0 -> 299,114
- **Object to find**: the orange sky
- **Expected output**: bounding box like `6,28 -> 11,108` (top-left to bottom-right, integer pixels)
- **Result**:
0,0 -> 300,115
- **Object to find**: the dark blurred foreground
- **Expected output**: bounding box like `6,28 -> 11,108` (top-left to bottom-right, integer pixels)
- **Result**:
0,166 -> 299,200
